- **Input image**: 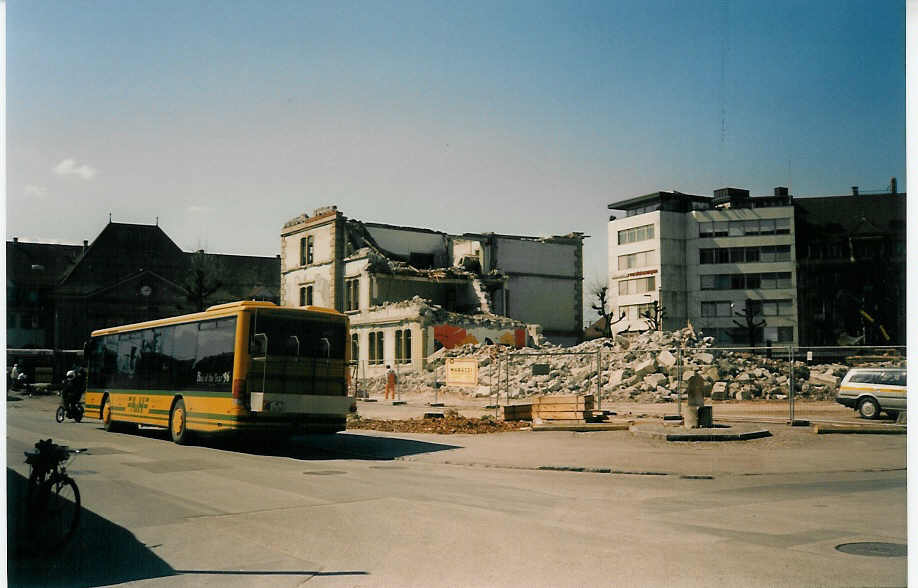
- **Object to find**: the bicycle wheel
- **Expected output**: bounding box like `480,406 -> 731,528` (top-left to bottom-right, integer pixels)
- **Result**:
56,406 -> 66,423
29,474 -> 81,552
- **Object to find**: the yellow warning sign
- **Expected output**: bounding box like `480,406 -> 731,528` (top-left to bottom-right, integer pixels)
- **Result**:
445,358 -> 479,386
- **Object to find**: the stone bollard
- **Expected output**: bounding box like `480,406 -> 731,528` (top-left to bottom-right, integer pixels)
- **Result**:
684,374 -> 706,429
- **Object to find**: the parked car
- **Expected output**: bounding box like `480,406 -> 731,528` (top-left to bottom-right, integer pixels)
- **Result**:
836,368 -> 907,419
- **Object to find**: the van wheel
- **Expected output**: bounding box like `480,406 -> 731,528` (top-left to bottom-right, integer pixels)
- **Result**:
858,397 -> 880,420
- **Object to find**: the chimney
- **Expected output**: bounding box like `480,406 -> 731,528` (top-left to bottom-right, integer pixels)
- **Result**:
774,187 -> 788,196
890,177 -> 897,194
852,186 -> 859,196
12,237 -> 18,243
82,240 -> 88,250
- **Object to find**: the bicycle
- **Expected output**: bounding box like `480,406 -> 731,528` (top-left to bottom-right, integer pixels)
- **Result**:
56,400 -> 85,423
22,439 -> 85,554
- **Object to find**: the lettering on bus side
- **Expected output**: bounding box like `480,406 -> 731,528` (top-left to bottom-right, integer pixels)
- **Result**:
196,371 -> 232,384
126,396 -> 149,414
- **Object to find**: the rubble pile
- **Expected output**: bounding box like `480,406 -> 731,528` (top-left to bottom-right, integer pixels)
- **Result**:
346,411 -> 525,434
360,328 -> 902,404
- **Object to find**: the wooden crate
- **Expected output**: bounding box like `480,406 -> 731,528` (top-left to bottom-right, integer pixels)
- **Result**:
503,404 -> 533,421
532,394 -> 593,423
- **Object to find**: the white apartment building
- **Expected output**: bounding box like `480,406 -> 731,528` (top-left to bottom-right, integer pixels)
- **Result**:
607,188 -> 798,346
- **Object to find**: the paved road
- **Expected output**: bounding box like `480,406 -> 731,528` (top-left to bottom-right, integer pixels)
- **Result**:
6,394 -> 908,587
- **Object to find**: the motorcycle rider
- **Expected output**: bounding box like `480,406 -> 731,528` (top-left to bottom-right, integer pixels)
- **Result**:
60,370 -> 84,415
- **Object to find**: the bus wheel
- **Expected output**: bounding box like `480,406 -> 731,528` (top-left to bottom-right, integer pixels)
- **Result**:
170,399 -> 191,445
101,397 -> 116,431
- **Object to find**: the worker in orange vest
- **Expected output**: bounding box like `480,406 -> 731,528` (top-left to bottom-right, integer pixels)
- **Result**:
385,365 -> 397,400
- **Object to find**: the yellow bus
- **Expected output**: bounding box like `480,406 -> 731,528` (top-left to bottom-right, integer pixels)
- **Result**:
85,301 -> 353,443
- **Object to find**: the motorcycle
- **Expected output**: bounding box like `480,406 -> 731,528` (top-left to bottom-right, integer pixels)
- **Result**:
56,401 -> 84,423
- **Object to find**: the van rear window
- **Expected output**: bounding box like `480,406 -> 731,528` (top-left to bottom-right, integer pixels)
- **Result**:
848,371 -> 906,386
848,372 -> 880,384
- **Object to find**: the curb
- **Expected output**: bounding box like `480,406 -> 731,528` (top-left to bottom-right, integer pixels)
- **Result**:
630,423 -> 772,441
531,422 -> 632,432
812,424 -> 907,435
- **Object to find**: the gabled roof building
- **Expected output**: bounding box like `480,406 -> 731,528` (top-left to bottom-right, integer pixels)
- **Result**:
7,222 -> 280,350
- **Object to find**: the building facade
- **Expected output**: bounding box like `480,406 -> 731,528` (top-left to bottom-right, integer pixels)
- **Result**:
280,207 -> 585,374
7,222 -> 280,351
607,185 -> 905,347
793,191 -> 906,346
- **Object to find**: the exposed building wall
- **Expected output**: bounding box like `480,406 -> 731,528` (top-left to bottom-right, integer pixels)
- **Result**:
281,209 -> 584,357
492,235 -> 583,341
364,225 -> 447,263
505,275 -> 578,332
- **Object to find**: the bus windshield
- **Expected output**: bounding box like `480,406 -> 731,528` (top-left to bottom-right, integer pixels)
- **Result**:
249,311 -> 346,359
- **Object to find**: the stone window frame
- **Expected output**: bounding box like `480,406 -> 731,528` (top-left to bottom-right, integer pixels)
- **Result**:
344,277 -> 360,312
394,328 -> 412,364
298,283 -> 314,307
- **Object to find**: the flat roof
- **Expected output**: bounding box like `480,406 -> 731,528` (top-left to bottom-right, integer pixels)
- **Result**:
607,191 -> 709,210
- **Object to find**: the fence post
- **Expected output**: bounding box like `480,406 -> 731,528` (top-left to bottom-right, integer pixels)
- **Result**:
595,349 -> 601,411
677,347 -> 683,418
787,345 -> 795,424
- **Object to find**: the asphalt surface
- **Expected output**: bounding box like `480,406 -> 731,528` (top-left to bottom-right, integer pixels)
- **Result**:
5,392 -> 909,587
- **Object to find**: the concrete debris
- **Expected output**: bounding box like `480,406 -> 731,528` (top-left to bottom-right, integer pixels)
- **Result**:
355,327 -> 903,404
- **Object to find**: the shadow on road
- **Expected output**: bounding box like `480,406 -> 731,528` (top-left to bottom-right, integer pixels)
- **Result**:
8,469 -> 370,585
92,424 -> 463,461
7,468 -> 174,587
207,432 -> 463,461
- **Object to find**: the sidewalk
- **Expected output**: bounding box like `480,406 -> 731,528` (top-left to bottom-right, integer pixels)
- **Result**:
348,398 -> 906,477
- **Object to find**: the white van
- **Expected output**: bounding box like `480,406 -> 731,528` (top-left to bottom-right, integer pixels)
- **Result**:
836,368 -> 907,419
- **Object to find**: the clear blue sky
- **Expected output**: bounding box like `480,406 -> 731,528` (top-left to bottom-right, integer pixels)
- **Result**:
5,1 -> 906,315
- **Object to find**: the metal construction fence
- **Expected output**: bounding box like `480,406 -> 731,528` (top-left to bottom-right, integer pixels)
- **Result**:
494,344 -> 906,424
347,343 -> 906,424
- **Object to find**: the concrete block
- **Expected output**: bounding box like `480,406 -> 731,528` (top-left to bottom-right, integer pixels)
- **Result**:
702,365 -> 720,381
695,352 -> 714,364
711,381 -> 728,400
632,357 -> 656,377
809,372 -> 839,390
656,349 -> 677,371
607,369 -> 624,387
643,373 -> 667,388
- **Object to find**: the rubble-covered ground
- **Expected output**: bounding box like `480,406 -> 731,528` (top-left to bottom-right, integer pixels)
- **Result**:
357,328 -> 905,405
347,410 -> 527,434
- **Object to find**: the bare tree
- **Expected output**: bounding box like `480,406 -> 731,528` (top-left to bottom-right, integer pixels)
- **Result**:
589,280 -> 623,338
640,299 -> 666,332
185,250 -> 225,312
732,298 -> 766,347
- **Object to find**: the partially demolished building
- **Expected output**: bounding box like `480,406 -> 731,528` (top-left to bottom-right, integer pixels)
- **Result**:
280,207 -> 585,375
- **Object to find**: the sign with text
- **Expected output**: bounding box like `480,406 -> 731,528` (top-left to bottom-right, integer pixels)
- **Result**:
445,358 -> 479,386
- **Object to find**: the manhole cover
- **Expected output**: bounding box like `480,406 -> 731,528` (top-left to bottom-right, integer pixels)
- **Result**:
303,470 -> 346,476
835,542 -> 907,557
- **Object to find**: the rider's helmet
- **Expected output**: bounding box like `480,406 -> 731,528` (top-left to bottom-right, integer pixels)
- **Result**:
66,370 -> 75,379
